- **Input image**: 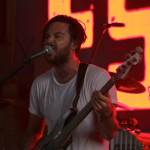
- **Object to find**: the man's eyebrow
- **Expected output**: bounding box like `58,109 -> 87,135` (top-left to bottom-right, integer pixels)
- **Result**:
45,32 -> 65,37
54,32 -> 64,35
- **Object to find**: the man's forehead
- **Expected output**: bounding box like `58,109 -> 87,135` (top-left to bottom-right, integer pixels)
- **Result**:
47,21 -> 70,33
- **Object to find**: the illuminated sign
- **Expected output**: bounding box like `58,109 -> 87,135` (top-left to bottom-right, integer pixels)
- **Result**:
108,0 -> 150,108
48,0 -> 150,109
48,0 -> 94,48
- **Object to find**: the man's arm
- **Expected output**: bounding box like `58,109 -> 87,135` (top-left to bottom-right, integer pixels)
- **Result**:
92,91 -> 118,140
20,113 -> 45,150
98,105 -> 118,140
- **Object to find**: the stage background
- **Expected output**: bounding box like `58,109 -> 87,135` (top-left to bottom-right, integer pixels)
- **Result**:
0,0 -> 150,149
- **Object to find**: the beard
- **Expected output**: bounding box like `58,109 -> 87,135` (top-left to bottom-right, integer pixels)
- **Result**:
45,44 -> 71,66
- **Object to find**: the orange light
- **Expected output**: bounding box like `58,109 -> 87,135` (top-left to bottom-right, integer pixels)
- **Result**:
47,0 -> 150,109
108,0 -> 150,109
48,0 -> 94,49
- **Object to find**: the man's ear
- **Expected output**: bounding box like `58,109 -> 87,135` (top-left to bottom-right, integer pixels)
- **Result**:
71,40 -> 78,51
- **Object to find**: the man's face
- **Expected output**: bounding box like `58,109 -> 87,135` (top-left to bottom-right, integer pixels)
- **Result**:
44,21 -> 73,66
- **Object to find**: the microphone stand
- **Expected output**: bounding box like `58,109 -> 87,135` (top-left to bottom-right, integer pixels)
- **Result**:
90,25 -> 108,64
90,22 -> 125,64
0,56 -> 33,86
0,45 -> 52,86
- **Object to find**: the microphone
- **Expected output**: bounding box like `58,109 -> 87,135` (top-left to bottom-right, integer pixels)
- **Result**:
30,45 -> 53,60
103,22 -> 125,28
0,45 -> 53,86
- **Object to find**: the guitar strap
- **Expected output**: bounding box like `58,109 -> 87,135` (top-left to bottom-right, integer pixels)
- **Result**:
56,63 -> 89,150
72,62 -> 88,111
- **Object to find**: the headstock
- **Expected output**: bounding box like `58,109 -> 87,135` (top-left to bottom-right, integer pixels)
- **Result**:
114,47 -> 143,82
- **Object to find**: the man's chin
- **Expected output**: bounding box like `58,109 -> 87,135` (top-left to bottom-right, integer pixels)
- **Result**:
46,58 -> 68,66
45,57 -> 60,66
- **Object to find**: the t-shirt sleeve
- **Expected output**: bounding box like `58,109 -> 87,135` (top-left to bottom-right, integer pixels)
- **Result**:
29,80 -> 44,118
93,69 -> 118,105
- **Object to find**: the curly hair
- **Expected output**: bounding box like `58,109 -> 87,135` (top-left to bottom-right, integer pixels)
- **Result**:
42,15 -> 87,55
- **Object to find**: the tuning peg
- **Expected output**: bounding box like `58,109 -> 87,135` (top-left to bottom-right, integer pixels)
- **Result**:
132,57 -> 137,63
116,68 -> 121,73
136,46 -> 143,54
127,61 -> 132,65
125,53 -> 131,60
122,64 -> 127,69
130,50 -> 136,56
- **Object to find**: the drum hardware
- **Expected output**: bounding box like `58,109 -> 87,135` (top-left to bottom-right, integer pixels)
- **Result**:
117,102 -> 134,111
109,72 -> 145,93
109,128 -> 143,150
117,118 -> 140,132
110,117 -> 150,150
110,117 -> 142,150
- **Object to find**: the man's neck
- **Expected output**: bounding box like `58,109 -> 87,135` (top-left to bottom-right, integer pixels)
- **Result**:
54,57 -> 80,84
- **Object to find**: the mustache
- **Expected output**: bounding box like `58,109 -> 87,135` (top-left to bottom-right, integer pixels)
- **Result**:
44,43 -> 56,50
46,44 -> 56,50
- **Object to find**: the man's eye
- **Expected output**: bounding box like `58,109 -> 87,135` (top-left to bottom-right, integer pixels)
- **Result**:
55,35 -> 63,38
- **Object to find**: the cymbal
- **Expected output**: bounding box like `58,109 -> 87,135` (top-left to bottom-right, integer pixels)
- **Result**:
109,72 -> 145,93
117,102 -> 134,110
0,99 -> 13,108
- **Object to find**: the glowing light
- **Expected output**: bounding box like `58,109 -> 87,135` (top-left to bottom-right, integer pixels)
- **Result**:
48,0 -> 94,48
108,0 -> 150,108
47,0 -> 150,109
108,63 -> 121,73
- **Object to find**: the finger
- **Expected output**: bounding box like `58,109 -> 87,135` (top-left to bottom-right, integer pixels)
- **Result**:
96,91 -> 110,104
92,91 -> 109,109
92,98 -> 103,110
92,97 -> 108,113
92,92 -> 103,111
105,92 -> 111,98
92,91 -> 100,103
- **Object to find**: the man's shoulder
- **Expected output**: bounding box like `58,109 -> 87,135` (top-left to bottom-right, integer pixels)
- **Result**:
87,64 -> 108,74
32,68 -> 54,85
85,64 -> 111,82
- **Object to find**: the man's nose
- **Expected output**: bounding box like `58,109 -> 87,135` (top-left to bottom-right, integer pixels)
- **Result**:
45,36 -> 54,44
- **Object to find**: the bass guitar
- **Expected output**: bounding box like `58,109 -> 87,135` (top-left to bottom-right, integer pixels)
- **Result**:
33,47 -> 143,150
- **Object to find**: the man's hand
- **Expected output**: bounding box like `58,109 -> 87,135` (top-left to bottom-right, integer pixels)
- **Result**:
91,90 -> 113,120
91,90 -> 118,140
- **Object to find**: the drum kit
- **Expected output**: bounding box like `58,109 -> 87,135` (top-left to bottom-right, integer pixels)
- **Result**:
109,117 -> 150,150
109,72 -> 145,94
107,73 -> 150,150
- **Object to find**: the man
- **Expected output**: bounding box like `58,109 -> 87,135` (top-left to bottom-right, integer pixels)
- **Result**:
21,15 -> 118,150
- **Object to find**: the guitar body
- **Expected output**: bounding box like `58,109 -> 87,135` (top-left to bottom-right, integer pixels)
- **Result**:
33,109 -> 77,150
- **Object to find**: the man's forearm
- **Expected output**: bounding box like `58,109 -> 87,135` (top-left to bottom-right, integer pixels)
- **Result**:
97,105 -> 118,141
100,113 -> 118,140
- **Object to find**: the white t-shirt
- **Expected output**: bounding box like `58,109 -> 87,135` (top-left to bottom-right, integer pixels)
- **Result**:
29,64 -> 117,150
